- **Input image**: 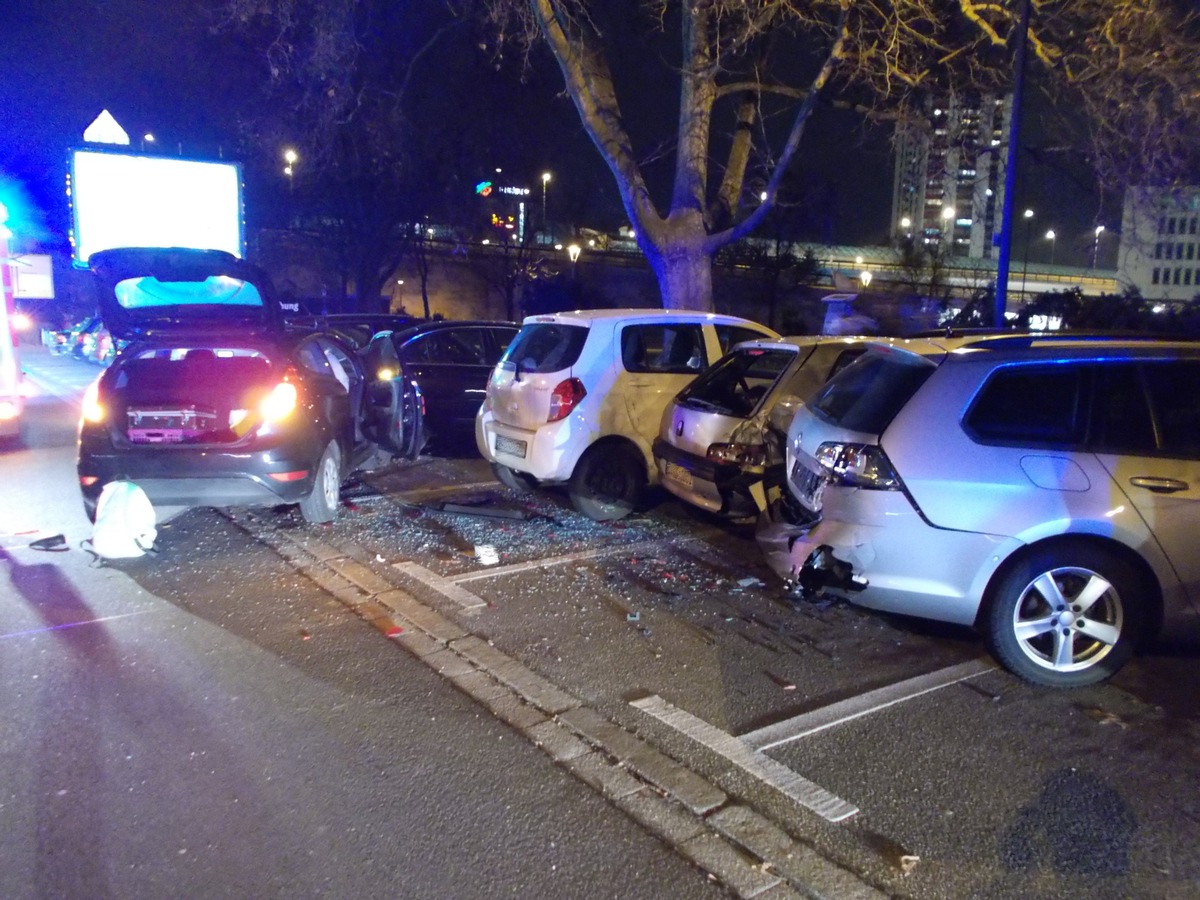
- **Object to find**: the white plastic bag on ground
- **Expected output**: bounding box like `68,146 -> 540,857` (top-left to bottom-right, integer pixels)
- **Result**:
92,481 -> 158,559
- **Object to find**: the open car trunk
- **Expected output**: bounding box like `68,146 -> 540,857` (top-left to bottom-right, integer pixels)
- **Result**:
109,347 -> 280,446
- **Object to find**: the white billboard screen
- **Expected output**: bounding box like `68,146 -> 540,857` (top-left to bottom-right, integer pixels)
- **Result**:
71,149 -> 244,265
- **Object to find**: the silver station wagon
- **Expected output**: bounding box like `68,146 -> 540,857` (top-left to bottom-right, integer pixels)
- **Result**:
758,335 -> 1200,687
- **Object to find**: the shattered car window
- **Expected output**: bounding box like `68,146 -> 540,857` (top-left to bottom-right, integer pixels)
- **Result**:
674,348 -> 794,417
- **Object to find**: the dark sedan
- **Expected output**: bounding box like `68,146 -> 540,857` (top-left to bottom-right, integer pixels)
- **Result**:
363,320 -> 519,454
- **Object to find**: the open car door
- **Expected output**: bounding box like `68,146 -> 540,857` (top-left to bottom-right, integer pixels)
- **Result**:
362,332 -> 426,460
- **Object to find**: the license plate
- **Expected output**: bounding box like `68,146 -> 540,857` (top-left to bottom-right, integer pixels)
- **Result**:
790,460 -> 825,510
664,462 -> 693,490
495,434 -> 527,458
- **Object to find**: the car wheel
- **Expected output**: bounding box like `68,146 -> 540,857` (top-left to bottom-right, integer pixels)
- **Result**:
984,543 -> 1145,688
568,443 -> 645,522
83,496 -> 98,524
492,463 -> 537,493
300,441 -> 342,524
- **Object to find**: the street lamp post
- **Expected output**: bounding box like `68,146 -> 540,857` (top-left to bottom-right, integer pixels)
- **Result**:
567,243 -> 581,281
283,148 -> 298,193
1092,225 -> 1106,269
941,205 -> 956,251
899,216 -> 912,241
1045,229 -> 1056,266
541,172 -> 551,231
1021,209 -> 1034,297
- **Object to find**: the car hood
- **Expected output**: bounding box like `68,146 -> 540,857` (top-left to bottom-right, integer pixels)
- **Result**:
90,247 -> 282,341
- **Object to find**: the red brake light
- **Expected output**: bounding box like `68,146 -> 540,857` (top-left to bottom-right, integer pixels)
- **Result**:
547,378 -> 586,422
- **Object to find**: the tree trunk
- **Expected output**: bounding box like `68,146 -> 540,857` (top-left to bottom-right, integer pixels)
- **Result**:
645,239 -> 713,312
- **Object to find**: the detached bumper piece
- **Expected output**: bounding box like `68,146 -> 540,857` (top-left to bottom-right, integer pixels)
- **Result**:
790,544 -> 868,600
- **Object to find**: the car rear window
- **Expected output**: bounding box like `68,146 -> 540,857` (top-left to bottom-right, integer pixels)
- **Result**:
114,276 -> 264,309
501,323 -> 588,374
675,347 -> 795,417
810,351 -> 934,434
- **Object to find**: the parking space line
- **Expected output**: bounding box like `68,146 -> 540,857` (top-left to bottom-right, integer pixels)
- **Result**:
740,658 -> 996,752
631,694 -> 859,822
0,609 -> 155,640
392,561 -> 490,612
450,537 -> 699,584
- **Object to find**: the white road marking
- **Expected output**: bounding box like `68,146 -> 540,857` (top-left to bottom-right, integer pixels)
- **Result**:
739,658 -> 996,751
450,537 -> 700,584
630,694 -> 860,822
0,609 -> 155,640
392,561 -> 489,611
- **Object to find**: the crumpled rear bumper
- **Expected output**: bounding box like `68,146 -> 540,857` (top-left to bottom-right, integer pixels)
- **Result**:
755,500 -> 867,596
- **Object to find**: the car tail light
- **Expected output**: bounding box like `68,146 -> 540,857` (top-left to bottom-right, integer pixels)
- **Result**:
815,441 -> 902,490
260,381 -> 298,424
706,442 -> 767,468
81,378 -> 105,424
547,378 -> 586,422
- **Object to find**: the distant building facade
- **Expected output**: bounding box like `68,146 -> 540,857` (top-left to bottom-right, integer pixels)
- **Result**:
1118,186 -> 1200,300
891,93 -> 1012,259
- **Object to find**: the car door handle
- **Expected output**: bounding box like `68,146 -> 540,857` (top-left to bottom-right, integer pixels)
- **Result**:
1129,476 -> 1190,494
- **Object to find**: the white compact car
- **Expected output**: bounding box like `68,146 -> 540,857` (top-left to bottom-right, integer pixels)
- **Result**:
476,309 -> 777,520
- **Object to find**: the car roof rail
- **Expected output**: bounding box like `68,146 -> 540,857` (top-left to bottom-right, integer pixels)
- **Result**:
955,330 -> 1199,350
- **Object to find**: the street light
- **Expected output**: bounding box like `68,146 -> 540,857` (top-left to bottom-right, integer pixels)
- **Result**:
941,205 -> 955,249
899,216 -> 912,240
567,243 -> 581,264
859,270 -> 873,289
1021,209 -> 1034,295
541,172 -> 551,230
141,133 -> 155,151
1092,225 -> 1106,269
283,148 -> 298,191
1045,229 -> 1056,266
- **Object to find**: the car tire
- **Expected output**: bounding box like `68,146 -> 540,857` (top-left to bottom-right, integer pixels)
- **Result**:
300,441 -> 342,524
984,543 -> 1146,688
568,443 -> 645,522
83,496 -> 98,524
492,462 -> 537,493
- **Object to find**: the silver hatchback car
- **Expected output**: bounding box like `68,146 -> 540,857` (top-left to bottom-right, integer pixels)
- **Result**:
758,335 -> 1200,687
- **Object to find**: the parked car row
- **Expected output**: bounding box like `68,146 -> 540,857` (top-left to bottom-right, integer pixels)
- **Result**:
74,248 -> 1198,689
475,315 -> 1199,688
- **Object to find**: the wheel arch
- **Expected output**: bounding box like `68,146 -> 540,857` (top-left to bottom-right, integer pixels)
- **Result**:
977,533 -> 1165,646
578,433 -> 650,481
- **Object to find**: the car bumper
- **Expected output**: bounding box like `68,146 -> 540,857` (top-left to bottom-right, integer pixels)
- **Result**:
652,438 -> 766,517
756,488 -> 1009,627
78,435 -> 324,511
477,410 -> 580,483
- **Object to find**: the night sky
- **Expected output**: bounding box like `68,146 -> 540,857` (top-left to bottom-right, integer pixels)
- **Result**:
1,1 -> 1109,266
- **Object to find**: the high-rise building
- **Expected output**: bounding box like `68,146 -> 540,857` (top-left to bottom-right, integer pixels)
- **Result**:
1118,185 -> 1200,300
891,94 -> 1012,259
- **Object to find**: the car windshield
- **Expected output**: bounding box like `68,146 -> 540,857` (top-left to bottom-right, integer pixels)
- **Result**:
500,323 -> 588,374
114,275 -> 264,310
675,347 -> 795,417
809,351 -> 934,434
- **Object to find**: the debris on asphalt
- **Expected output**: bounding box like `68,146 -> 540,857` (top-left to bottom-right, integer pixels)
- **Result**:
29,534 -> 69,552
626,611 -> 640,623
475,545 -> 500,566
440,501 -> 531,521
900,854 -> 920,875
737,576 -> 765,588
764,670 -> 796,690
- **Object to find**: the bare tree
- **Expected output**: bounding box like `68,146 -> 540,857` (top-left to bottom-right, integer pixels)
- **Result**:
480,0 -> 1198,310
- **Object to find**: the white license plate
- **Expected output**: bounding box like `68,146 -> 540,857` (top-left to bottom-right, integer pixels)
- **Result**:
664,462 -> 692,490
495,434 -> 527,458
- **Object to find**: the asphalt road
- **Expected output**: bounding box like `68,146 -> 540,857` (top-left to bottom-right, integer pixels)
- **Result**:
1,347 -> 728,899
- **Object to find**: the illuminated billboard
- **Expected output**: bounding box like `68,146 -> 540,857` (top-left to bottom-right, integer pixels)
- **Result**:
70,148 -> 244,266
